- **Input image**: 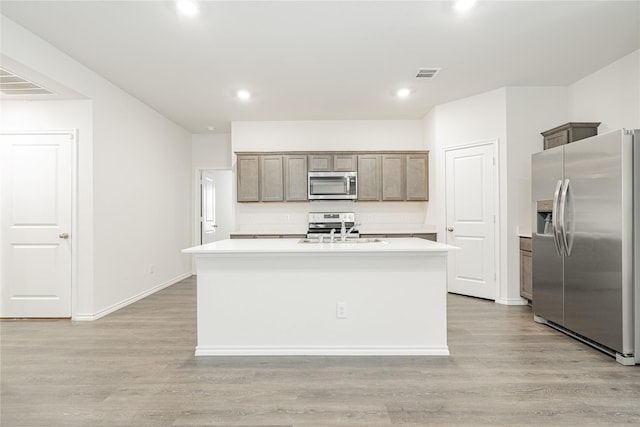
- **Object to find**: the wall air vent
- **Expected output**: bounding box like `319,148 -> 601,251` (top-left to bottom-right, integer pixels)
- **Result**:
416,68 -> 440,79
0,68 -> 55,96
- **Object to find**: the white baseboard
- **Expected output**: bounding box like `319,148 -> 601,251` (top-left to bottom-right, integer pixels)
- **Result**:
195,345 -> 450,357
496,297 -> 529,306
72,272 -> 192,321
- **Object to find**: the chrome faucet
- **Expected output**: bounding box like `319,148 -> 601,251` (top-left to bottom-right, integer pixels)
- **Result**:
340,221 -> 361,241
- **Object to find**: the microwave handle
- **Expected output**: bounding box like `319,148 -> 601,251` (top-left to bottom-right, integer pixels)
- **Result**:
346,176 -> 350,194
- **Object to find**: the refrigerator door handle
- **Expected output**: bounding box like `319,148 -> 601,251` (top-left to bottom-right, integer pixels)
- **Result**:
559,178 -> 572,256
552,179 -> 564,256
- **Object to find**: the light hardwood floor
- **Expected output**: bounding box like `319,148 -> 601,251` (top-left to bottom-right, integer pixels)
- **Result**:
2,276 -> 639,426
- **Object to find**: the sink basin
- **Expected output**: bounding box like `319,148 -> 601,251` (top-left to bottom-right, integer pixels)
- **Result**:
298,238 -> 388,244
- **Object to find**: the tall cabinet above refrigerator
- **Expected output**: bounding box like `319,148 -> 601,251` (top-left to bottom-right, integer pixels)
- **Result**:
531,129 -> 639,365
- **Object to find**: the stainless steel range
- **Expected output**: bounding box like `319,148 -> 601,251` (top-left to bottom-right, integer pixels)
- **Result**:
307,212 -> 359,241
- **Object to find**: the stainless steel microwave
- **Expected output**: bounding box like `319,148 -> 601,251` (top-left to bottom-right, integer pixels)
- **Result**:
308,171 -> 357,200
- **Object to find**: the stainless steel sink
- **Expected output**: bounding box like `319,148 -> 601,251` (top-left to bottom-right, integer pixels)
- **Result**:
298,238 -> 388,244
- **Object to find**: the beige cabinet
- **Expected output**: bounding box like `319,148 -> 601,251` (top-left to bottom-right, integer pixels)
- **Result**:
541,122 -> 600,150
333,154 -> 357,171
308,154 -> 357,172
406,153 -> 429,201
237,150 -> 428,203
260,155 -> 284,202
382,155 -> 405,201
357,155 -> 381,201
360,233 -> 436,241
520,237 -> 532,300
236,155 -> 260,202
308,154 -> 333,171
284,155 -> 308,201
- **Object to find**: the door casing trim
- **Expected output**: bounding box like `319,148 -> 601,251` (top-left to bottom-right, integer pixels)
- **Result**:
442,139 -> 501,303
1,129 -> 78,318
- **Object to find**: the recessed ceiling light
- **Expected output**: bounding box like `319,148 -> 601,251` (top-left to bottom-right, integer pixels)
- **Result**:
454,0 -> 477,12
237,90 -> 251,100
176,1 -> 199,16
396,88 -> 411,98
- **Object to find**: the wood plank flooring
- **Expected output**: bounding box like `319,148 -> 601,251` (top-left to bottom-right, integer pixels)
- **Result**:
1,275 -> 639,426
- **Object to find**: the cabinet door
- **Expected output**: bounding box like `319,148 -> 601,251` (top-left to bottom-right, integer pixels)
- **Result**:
357,155 -> 381,201
414,233 -> 436,241
382,155 -> 405,201
520,250 -> 532,300
237,155 -> 260,202
284,155 -> 308,201
260,155 -> 284,202
308,155 -> 333,171
406,153 -> 429,201
333,154 -> 357,172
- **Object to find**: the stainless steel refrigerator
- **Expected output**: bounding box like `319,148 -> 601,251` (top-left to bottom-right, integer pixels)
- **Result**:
532,129 -> 639,365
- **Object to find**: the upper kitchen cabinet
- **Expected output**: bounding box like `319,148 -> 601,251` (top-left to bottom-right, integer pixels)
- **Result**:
237,155 -> 260,202
406,153 -> 429,201
260,155 -> 284,202
237,151 -> 427,203
308,154 -> 357,172
357,154 -> 382,201
333,154 -> 358,171
366,153 -> 428,202
284,155 -> 308,201
308,154 -> 332,171
541,122 -> 600,150
382,154 -> 405,201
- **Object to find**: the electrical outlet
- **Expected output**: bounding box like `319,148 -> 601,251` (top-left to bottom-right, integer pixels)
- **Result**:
336,301 -> 348,319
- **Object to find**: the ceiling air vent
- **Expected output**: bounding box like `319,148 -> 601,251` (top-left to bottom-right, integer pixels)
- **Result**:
416,68 -> 440,79
0,68 -> 54,96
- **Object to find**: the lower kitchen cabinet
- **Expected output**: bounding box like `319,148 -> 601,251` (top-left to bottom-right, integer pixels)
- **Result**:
520,237 -> 532,301
230,234 -> 306,239
360,233 -> 436,241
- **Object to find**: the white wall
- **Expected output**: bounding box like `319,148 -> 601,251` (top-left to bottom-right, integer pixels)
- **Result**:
427,88 -> 514,303
506,87 -> 568,237
230,120 -> 431,233
192,133 -> 232,170
1,16 -> 193,319
568,49 -> 640,132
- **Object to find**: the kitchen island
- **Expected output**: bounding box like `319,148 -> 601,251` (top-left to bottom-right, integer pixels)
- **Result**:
182,238 -> 457,356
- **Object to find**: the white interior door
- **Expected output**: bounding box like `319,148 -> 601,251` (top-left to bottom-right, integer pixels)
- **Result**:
200,170 -> 233,244
445,142 -> 496,300
1,132 -> 73,317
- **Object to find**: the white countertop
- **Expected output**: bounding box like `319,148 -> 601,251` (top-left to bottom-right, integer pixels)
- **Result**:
183,237 -> 457,254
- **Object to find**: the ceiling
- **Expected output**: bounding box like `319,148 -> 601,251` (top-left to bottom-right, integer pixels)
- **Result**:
1,1 -> 639,133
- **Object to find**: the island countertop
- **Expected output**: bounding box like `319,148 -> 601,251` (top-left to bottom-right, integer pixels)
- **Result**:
182,237 -> 457,255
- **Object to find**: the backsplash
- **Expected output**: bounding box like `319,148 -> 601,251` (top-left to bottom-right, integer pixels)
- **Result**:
234,201 -> 432,233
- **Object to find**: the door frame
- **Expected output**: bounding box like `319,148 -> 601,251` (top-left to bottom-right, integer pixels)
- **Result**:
192,168 -> 234,248
0,129 -> 78,318
441,139 -> 501,302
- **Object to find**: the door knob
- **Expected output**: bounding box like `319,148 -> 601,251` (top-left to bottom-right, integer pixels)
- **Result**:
447,227 -> 454,232
59,233 -> 69,239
